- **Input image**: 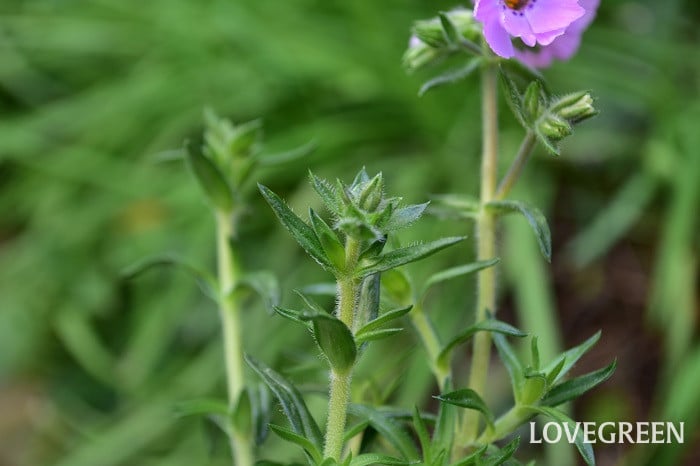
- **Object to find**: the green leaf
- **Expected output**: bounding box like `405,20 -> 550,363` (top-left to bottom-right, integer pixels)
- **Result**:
355,328 -> 403,344
437,319 -> 527,369
258,139 -> 317,166
348,404 -> 420,460
294,289 -> 331,315
419,59 -> 482,96
499,71 -> 528,129
310,208 -> 345,271
543,331 -> 601,385
121,254 -> 218,300
309,171 -> 342,215
449,445 -> 487,466
343,420 -> 370,443
300,312 -> 356,372
383,202 -> 429,230
534,128 -> 561,156
428,194 -> 480,221
530,336 -> 541,371
382,269 -> 413,306
251,382 -> 272,445
185,140 -> 233,211
244,355 -> 323,449
235,271 -> 280,312
431,387 -> 456,459
521,369 -> 547,405
269,424 -> 323,464
493,333 -> 526,402
233,389 -> 252,434
541,360 -> 617,407
486,200 -> 551,262
412,406 -> 431,463
355,273 -> 381,336
356,305 -> 412,336
528,406 -> 595,466
435,389 -> 494,429
483,436 -> 520,466
357,237 -> 466,277
421,258 -> 499,298
258,184 -> 331,269
350,454 -> 410,466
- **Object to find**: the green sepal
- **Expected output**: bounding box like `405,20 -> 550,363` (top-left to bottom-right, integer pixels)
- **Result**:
357,236 -> 466,277
526,406 -> 595,466
437,319 -> 527,370
541,360 -> 617,407
185,140 -> 234,211
486,200 -> 551,262
258,183 -> 332,270
269,424 -> 323,464
244,355 -> 323,449
434,388 -> 495,429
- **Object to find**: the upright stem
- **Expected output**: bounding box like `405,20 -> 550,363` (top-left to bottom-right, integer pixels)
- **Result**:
463,62 -> 500,444
216,210 -> 253,466
324,237 -> 361,460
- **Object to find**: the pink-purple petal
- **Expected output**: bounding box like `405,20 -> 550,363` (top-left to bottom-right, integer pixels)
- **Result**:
524,0 -> 585,34
483,16 -> 515,58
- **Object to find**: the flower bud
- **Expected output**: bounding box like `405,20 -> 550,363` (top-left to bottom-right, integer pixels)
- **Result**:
358,173 -> 384,212
551,91 -> 597,123
538,115 -> 573,141
523,81 -> 544,123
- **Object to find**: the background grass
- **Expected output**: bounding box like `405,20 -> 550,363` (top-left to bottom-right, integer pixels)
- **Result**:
0,1 -> 698,465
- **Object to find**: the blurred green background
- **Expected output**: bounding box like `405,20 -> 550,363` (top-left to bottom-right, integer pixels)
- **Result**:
0,0 -> 698,465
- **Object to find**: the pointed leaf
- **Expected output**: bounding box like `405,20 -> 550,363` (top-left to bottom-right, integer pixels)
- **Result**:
258,184 -> 331,269
419,59 -> 482,96
499,71 -> 528,129
269,424 -> 323,464
541,360 -> 617,407
486,200 -> 551,262
355,328 -> 403,344
412,407 -> 431,462
185,140 -> 233,210
348,404 -> 420,460
421,258 -> 499,298
543,331 -> 601,385
493,333 -> 526,402
356,273 -> 381,335
244,355 -> 323,448
437,319 -> 527,369
309,171 -> 342,214
343,420 -> 370,443
384,202 -> 429,230
235,271 -> 280,312
121,254 -> 218,300
438,12 -> 459,44
294,289 -> 331,315
449,445 -> 487,466
356,305 -> 412,336
272,306 -> 309,326
534,129 -> 561,156
483,436 -> 520,466
310,208 -> 345,271
350,454 -> 410,466
357,237 -> 466,277
527,406 -> 595,466
435,389 -> 494,429
431,388 -> 456,458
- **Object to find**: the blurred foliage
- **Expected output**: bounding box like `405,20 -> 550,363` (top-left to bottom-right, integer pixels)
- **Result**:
0,0 -> 698,465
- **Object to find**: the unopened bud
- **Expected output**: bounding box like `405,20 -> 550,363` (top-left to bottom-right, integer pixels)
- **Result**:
538,115 -> 573,141
551,92 -> 597,123
523,81 -> 544,122
358,173 -> 384,212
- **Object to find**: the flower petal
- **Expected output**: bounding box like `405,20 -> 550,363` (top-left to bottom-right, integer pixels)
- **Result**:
524,0 -> 585,34
483,16 -> 515,58
501,10 -> 537,46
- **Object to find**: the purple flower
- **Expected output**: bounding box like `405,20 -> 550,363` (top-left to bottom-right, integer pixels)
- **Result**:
515,0 -> 600,67
474,0 -> 586,59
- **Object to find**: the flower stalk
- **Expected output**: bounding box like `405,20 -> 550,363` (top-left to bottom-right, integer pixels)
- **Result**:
216,210 -> 254,466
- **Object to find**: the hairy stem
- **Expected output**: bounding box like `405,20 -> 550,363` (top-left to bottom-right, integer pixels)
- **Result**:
463,61 -> 500,446
324,237 -> 362,460
216,211 -> 253,466
495,131 -> 537,200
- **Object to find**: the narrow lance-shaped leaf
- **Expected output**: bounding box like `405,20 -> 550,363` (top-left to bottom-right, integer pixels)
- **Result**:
541,360 -> 617,407
437,319 -> 527,369
421,258 -> 499,298
383,202 -> 429,230
309,208 -> 345,271
350,454 -> 410,466
412,407 -> 431,463
309,171 -> 342,215
185,140 -> 233,211
486,200 -> 552,262
493,333 -> 526,402
244,355 -> 323,448
269,424 -> 323,464
258,184 -> 332,269
543,331 -> 601,385
356,305 -> 413,336
348,404 -> 420,461
357,236 -> 466,277
355,328 -> 403,344
527,406 -> 595,466
434,389 -> 494,429
483,436 -> 520,466
419,59 -> 482,96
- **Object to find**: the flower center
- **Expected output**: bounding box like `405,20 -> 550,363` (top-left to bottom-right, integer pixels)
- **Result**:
504,0 -> 530,10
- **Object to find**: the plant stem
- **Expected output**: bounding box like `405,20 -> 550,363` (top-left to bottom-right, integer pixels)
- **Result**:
475,405 -> 531,445
216,210 -> 253,466
495,131 -> 537,200
463,61 -> 500,445
324,236 -> 361,460
411,303 -> 450,390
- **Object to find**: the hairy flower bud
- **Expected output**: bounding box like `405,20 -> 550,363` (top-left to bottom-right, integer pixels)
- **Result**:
538,115 -> 573,141
551,92 -> 597,123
